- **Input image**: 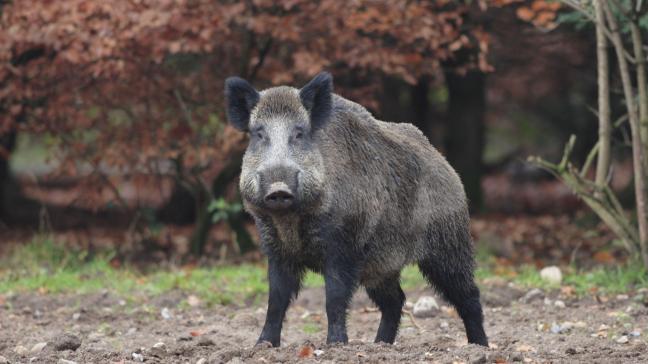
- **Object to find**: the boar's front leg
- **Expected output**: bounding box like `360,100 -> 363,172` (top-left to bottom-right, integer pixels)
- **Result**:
257,256 -> 303,347
323,247 -> 360,344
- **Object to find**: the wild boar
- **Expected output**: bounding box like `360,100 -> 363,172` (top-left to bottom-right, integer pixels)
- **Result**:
224,72 -> 488,347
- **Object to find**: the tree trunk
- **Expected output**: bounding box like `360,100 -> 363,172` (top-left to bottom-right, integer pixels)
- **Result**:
0,129 -> 17,222
410,76 -> 433,140
631,24 -> 648,168
605,2 -> 648,266
444,69 -> 486,211
594,0 -> 611,188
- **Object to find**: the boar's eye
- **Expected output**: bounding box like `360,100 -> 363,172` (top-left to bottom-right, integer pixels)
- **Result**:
293,126 -> 305,140
251,127 -> 265,141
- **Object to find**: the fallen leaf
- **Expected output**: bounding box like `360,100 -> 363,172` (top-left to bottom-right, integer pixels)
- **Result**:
594,251 -> 614,264
298,345 -> 314,358
561,286 -> 575,297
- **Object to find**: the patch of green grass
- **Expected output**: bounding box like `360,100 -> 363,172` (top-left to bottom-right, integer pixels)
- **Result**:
563,263 -> 648,295
0,236 -> 272,305
301,322 -> 322,334
304,271 -> 324,287
3,235 -> 648,306
477,262 -> 648,296
401,265 -> 427,289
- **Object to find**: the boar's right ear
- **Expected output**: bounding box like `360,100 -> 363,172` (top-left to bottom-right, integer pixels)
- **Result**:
225,77 -> 260,131
300,72 -> 333,131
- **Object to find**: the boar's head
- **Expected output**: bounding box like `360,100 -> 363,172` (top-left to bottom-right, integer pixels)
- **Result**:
225,72 -> 333,214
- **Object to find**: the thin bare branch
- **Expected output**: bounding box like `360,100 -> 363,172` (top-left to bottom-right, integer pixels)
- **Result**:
560,0 -> 636,63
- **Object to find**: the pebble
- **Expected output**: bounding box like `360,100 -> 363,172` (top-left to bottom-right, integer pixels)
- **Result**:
550,322 -> 573,334
14,345 -> 28,355
559,321 -> 574,331
30,342 -> 48,354
197,337 -> 215,346
412,296 -> 439,318
196,359 -> 207,364
0,355 -> 8,364
520,288 -> 544,303
72,313 -> 81,321
554,300 -> 566,308
616,335 -> 629,344
132,352 -> 144,362
616,294 -> 629,301
314,349 -> 325,356
440,321 -> 449,329
630,330 -> 642,337
161,307 -> 173,320
178,334 -> 193,342
471,354 -> 489,364
633,293 -> 645,302
151,342 -> 167,356
187,295 -> 201,307
540,266 -> 562,285
53,333 -> 82,351
58,359 -> 78,364
404,301 -> 414,310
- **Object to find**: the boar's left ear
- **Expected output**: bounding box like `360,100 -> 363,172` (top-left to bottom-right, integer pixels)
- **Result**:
300,72 -> 333,131
225,77 -> 260,131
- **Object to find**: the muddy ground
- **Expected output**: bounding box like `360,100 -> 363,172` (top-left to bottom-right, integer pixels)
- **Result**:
1,282 -> 648,364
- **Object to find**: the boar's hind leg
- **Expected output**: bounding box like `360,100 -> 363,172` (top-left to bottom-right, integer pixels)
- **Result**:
365,274 -> 405,344
418,248 -> 488,346
257,257 -> 303,347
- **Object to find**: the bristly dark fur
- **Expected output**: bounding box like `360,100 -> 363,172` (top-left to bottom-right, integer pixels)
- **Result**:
225,72 -> 489,348
225,77 -> 260,131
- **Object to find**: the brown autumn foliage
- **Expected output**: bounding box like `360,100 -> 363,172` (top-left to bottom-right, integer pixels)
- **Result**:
0,0 -> 492,192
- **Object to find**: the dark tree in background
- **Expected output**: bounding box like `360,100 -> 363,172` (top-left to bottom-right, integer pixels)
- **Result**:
444,67 -> 486,211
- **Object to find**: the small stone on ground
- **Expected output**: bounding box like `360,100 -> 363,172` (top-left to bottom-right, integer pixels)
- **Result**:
413,296 -> 439,318
53,334 -> 82,351
540,266 -> 562,285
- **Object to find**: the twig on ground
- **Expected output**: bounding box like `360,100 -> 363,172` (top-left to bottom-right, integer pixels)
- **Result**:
402,309 -> 423,331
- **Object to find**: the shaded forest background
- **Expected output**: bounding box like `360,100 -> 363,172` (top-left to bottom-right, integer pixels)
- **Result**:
0,0 -> 633,266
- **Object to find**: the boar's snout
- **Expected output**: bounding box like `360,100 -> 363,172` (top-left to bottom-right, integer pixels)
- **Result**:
258,165 -> 300,211
264,182 -> 294,210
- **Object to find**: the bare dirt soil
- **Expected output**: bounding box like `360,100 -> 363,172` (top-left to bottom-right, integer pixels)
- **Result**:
1,283 -> 648,364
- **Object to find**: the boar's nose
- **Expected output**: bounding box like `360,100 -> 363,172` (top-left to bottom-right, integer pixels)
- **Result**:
264,182 -> 295,210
